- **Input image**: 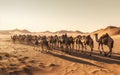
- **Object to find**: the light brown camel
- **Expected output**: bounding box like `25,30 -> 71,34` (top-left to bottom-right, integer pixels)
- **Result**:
40,36 -> 50,52
94,33 -> 114,57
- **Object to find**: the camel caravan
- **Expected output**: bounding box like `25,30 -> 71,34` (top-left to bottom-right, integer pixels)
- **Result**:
11,33 -> 114,57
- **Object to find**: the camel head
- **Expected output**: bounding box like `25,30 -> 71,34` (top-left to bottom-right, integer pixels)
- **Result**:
105,33 -> 109,37
86,35 -> 91,39
94,33 -> 98,36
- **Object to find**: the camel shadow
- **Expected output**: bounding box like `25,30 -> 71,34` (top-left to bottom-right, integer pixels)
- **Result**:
50,48 -> 120,65
57,48 -> 120,62
69,50 -> 120,64
91,50 -> 120,61
47,51 -> 103,68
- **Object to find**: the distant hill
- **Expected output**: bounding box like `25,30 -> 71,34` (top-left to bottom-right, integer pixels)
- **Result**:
10,29 -> 31,33
55,30 -> 84,34
1,26 -> 120,36
92,26 -> 120,36
22,29 -> 31,33
41,31 -> 52,33
0,29 -> 31,34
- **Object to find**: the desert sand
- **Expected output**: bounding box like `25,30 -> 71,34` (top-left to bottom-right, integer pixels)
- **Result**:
0,26 -> 120,75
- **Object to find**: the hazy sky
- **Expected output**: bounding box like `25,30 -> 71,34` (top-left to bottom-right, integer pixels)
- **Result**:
0,0 -> 120,32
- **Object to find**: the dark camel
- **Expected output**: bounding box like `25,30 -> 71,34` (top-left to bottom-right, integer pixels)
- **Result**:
74,35 -> 84,52
82,35 -> 94,56
95,33 -> 114,57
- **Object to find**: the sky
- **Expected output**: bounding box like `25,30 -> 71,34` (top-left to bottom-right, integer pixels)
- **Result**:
0,0 -> 120,32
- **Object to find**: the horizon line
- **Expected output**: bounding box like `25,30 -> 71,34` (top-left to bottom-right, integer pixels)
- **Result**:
0,25 -> 119,33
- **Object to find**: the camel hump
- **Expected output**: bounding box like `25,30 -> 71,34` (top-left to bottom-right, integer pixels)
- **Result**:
103,39 -> 108,45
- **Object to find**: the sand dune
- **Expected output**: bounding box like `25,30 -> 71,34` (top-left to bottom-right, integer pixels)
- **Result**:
0,29 -> 31,35
92,26 -> 120,36
0,26 -> 120,75
1,26 -> 120,36
0,32 -> 119,75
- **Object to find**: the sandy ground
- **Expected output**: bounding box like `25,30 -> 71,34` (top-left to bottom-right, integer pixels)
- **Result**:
0,34 -> 120,75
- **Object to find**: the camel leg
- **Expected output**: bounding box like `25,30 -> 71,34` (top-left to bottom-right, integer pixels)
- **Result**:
70,44 -> 72,52
46,46 -> 49,52
59,42 -> 61,48
69,45 -> 72,54
89,47 -> 93,56
68,45 -> 71,54
109,48 -> 112,57
51,43 -> 53,49
81,43 -> 84,53
57,42 -> 59,48
84,44 -> 87,54
41,44 -> 44,52
76,44 -> 78,52
38,46 -> 41,52
33,45 -> 38,51
98,43 -> 102,54
71,44 -> 74,52
72,44 -> 74,50
53,43 -> 55,49
78,44 -> 80,52
101,44 -> 107,56
55,43 -> 57,48
63,44 -> 67,52
33,46 -> 35,50
54,42 -> 56,48
98,43 -> 100,50
56,42 -> 57,48
68,45 -> 70,52
60,43 -> 62,48
58,42 -> 60,48
66,45 -> 68,53
107,48 -> 112,57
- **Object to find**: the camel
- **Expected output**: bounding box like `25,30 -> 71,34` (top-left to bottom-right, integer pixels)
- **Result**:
18,34 -> 26,44
74,35 -> 84,52
82,35 -> 94,56
39,36 -> 50,52
59,34 -> 74,54
47,36 -> 54,48
47,35 -> 59,49
94,33 -> 114,57
51,35 -> 59,48
11,35 -> 18,43
57,36 -> 63,48
33,35 -> 42,51
67,36 -> 74,50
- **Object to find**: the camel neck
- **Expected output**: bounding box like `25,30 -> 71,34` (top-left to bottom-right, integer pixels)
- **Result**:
95,35 -> 99,42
